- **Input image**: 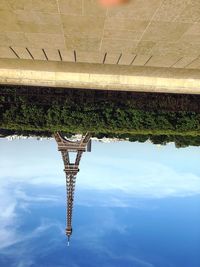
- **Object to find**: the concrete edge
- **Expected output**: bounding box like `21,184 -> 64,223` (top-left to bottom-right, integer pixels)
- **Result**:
0,59 -> 200,94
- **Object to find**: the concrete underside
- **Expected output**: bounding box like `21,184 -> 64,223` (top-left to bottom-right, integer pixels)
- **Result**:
0,0 -> 200,93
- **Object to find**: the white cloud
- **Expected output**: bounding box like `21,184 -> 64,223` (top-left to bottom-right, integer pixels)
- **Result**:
0,177 -> 62,251
79,157 -> 200,199
1,139 -> 200,200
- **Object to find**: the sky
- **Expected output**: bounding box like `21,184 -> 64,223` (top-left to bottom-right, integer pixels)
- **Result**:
0,138 -> 200,267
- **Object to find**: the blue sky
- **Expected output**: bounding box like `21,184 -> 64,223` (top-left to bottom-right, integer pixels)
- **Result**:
0,138 -> 200,267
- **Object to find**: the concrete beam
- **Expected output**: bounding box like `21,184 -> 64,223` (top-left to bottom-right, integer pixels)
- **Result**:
0,59 -> 200,94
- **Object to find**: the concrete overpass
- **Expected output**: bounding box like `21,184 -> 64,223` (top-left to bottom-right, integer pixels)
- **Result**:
0,0 -> 200,94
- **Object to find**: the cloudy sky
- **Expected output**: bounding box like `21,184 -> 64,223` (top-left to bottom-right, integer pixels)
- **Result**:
0,138 -> 200,267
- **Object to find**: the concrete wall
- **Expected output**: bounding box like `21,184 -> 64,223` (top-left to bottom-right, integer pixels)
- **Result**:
1,0 -> 200,69
0,0 -> 200,92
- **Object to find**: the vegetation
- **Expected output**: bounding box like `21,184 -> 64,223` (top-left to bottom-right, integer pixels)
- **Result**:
0,85 -> 200,147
